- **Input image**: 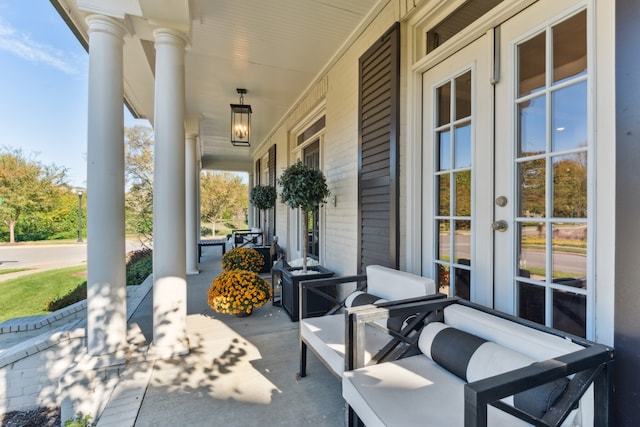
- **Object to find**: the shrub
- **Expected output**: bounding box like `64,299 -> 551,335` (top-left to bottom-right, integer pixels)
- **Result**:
208,269 -> 271,315
221,247 -> 264,273
46,281 -> 87,312
44,249 -> 153,312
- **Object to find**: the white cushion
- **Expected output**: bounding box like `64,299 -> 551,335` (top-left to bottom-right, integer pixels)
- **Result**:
365,265 -> 436,301
300,314 -> 391,377
444,304 -> 589,425
343,355 -> 535,427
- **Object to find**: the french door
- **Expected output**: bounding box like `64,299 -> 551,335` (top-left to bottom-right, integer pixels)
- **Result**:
422,0 -> 591,338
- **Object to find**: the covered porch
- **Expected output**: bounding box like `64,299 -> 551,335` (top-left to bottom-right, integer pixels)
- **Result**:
43,0 -> 640,425
90,246 -> 344,426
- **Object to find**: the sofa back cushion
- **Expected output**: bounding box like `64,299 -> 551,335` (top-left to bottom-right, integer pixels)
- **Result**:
365,265 -> 436,301
419,322 -> 569,420
442,304 -> 591,425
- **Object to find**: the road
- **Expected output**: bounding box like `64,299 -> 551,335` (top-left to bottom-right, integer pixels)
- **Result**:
0,241 -> 144,281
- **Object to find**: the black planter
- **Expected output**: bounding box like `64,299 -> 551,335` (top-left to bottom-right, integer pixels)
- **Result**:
275,263 -> 334,321
252,246 -> 272,274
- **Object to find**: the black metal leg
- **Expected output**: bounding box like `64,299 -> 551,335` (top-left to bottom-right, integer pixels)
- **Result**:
300,341 -> 307,377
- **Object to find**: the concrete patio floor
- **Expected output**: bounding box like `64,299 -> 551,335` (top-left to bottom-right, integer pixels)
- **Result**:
112,246 -> 345,427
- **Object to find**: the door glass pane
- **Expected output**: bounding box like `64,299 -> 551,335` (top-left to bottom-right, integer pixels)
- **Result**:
512,10 -> 590,337
437,220 -> 450,261
438,130 -> 451,170
552,81 -> 587,152
454,265 -> 471,300
553,11 -> 587,84
518,32 -> 546,97
438,174 -> 450,215
438,82 -> 451,126
518,95 -> 546,155
455,71 -> 472,120
552,154 -> 587,218
552,223 -> 587,285
553,289 -> 586,338
518,282 -> 545,325
519,159 -> 546,217
455,171 -> 471,216
518,222 -> 546,281
454,124 -> 471,168
438,264 -> 450,295
454,220 -> 471,263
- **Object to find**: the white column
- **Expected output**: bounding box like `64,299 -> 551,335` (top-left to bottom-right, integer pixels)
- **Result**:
85,15 -> 127,360
247,173 -> 255,228
185,133 -> 199,275
152,28 -> 189,357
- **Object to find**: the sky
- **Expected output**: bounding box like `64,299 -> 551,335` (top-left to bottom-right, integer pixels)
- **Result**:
0,1 -> 149,188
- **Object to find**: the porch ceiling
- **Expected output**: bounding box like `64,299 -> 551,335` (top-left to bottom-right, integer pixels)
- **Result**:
52,0 -> 381,172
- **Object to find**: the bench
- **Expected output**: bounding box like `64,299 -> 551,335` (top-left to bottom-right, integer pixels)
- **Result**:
343,297 -> 615,427
232,229 -> 263,248
298,265 -> 437,378
198,238 -> 227,261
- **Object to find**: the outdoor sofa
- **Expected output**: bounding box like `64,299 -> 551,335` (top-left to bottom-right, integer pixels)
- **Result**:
298,264 -> 438,378
342,297 -> 615,426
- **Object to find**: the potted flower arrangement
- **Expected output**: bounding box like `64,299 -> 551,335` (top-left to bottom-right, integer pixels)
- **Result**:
221,247 -> 265,273
249,184 -> 277,245
278,160 -> 330,273
208,269 -> 271,316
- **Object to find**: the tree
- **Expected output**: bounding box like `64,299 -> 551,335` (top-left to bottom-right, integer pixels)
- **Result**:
200,171 -> 247,235
124,126 -> 154,246
278,160 -> 330,272
249,185 -> 277,245
0,147 -> 68,243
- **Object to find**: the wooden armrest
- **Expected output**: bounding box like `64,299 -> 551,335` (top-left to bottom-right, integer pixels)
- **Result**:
464,342 -> 614,427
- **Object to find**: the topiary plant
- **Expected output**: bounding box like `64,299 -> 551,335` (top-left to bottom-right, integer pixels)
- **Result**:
278,160 -> 330,272
249,185 -> 277,245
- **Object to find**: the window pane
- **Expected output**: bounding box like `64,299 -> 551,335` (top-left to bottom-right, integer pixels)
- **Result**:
437,264 -> 451,296
518,95 -> 546,155
455,71 -> 472,120
438,130 -> 451,170
518,282 -> 545,325
553,289 -> 586,338
518,222 -> 546,281
453,266 -> 471,300
553,11 -> 587,84
437,82 -> 451,126
454,220 -> 471,263
455,171 -> 471,216
552,81 -> 588,152
519,159 -> 546,217
518,32 -> 546,96
454,123 -> 471,168
437,220 -> 450,261
438,174 -> 450,216
552,154 -> 587,218
552,223 -> 587,286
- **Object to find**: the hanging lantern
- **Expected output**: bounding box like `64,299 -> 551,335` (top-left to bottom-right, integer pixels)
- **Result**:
230,88 -> 252,146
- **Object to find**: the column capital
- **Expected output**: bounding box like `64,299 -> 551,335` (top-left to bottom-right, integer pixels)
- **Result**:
153,27 -> 189,49
86,14 -> 127,39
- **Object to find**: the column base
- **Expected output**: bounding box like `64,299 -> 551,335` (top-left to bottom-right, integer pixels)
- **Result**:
187,268 -> 200,275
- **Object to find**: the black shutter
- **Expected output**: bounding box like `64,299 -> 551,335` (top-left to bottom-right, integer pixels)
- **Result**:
268,145 -> 276,243
358,23 -> 400,272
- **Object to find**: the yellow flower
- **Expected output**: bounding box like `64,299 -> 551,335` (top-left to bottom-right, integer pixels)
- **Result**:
208,269 -> 272,315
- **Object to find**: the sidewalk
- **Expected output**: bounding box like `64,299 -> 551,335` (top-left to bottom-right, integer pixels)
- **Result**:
100,246 -> 345,426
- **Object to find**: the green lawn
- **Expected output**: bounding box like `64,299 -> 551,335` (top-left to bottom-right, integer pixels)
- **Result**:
0,268 -> 32,275
0,265 -> 87,323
